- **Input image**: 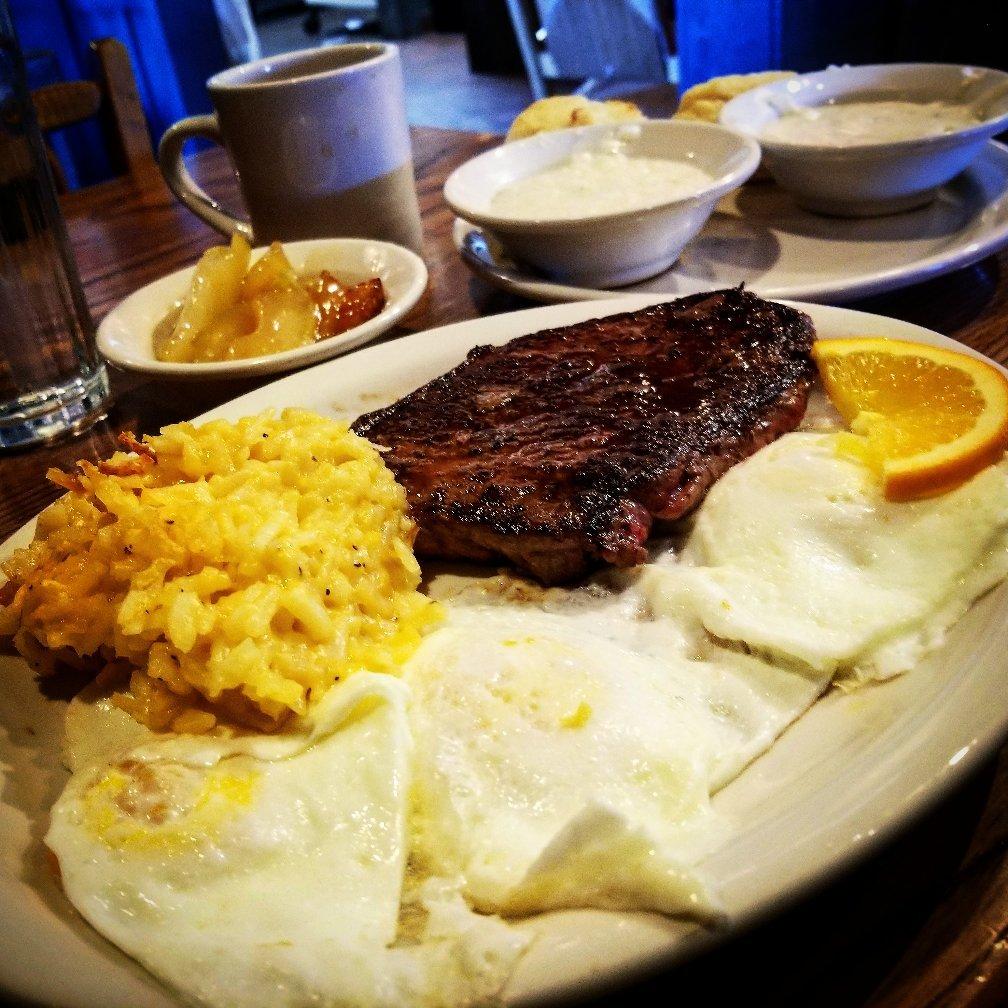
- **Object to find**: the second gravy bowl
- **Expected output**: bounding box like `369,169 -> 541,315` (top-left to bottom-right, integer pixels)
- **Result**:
443,120 -> 760,288
720,63 -> 1008,217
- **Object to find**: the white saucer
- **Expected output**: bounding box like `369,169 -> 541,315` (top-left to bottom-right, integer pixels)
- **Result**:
454,139 -> 1008,305
97,238 -> 428,380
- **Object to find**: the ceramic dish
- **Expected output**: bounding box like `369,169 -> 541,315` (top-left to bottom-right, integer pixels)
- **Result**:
442,120 -> 760,287
720,63 -> 1008,216
454,139 -> 1008,305
2,297 -> 1007,1007
96,237 -> 428,379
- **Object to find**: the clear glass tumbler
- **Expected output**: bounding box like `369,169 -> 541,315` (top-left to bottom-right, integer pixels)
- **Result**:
0,0 -> 110,449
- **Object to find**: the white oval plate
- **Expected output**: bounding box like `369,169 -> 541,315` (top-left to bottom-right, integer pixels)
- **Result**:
3,297 -> 1007,1007
454,139 -> 1008,305
96,238 -> 428,379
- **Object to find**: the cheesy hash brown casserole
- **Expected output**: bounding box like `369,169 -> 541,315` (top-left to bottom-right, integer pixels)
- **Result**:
0,409 -> 439,733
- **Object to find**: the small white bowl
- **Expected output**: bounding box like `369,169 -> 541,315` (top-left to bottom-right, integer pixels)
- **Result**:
97,238 -> 428,379
720,63 -> 1008,217
443,120 -> 760,288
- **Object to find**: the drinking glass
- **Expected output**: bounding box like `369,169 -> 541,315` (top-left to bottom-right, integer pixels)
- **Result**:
0,0 -> 110,449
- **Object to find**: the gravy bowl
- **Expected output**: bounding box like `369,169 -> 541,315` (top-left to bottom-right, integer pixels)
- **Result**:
443,120 -> 760,287
720,63 -> 1008,217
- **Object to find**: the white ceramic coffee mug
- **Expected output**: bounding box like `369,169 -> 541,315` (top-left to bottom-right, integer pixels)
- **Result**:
158,43 -> 423,252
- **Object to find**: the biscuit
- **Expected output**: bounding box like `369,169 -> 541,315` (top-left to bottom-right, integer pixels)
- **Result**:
674,70 -> 796,124
506,96 -> 644,141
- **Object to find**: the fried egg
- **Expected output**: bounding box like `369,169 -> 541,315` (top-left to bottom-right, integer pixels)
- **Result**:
47,673 -> 526,1008
643,432 -> 1008,684
404,592 -> 827,921
43,427 -> 1008,1008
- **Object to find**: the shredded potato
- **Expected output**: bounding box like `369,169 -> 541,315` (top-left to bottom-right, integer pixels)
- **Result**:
0,409 -> 439,733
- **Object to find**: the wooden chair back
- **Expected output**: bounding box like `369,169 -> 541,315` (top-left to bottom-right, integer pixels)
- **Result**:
31,37 -> 157,190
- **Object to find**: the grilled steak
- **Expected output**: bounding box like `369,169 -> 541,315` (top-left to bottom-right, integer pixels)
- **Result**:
353,288 -> 816,584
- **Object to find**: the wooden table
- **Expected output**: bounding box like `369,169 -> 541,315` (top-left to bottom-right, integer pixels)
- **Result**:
4,126 -> 1008,1008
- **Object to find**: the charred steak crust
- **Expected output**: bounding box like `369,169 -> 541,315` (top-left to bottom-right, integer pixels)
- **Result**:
353,288 -> 816,584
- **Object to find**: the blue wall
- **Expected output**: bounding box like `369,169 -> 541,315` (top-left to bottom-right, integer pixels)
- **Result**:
674,0 -> 1008,92
675,0 -> 900,91
154,0 -> 229,116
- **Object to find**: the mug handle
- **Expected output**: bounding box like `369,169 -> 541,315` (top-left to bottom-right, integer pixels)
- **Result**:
158,114 -> 254,241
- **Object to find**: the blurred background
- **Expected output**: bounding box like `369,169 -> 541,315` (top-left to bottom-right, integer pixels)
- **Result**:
10,0 -> 1006,191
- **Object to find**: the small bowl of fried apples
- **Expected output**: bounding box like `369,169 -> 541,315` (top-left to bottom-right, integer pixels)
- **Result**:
97,236 -> 428,379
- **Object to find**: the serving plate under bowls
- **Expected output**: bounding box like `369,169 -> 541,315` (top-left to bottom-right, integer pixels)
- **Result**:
455,139 -> 1008,305
2,297 -> 1007,1006
97,237 -> 428,380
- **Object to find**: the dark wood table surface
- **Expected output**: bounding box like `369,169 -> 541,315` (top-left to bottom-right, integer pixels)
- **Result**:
4,125 -> 1008,1008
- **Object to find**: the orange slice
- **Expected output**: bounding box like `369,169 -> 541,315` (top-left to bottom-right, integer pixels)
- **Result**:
812,337 -> 1008,502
